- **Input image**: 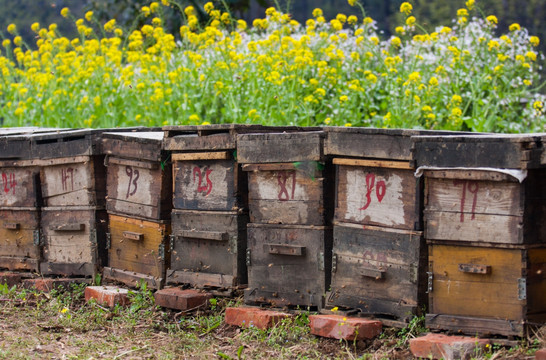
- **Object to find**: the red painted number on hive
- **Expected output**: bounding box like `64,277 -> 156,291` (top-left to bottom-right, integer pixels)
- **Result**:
454,180 -> 479,222
360,173 -> 386,211
61,168 -> 74,192
125,166 -> 140,198
2,173 -> 17,195
193,166 -> 213,196
277,171 -> 296,201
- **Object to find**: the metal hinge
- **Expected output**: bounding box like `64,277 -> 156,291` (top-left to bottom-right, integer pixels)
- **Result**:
106,233 -> 111,250
318,252 -> 325,271
331,254 -> 337,273
33,230 -> 41,246
90,229 -> 97,244
426,271 -> 433,293
159,243 -> 165,262
246,248 -> 251,266
518,278 -> 527,300
169,235 -> 175,251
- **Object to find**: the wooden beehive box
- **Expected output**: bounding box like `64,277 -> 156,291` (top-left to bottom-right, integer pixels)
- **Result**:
103,214 -> 170,289
245,223 -> 332,309
327,223 -> 425,321
0,127 -> 66,160
426,243 -> 546,336
167,209 -> 248,290
40,206 -> 107,277
102,131 -> 171,220
238,131 -> 331,226
413,133 -> 546,336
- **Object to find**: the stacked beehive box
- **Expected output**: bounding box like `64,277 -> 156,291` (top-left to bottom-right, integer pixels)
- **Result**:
323,127 -> 430,322
101,131 -> 171,289
413,134 -> 546,336
32,129 -> 109,277
163,125 -> 266,292
0,128 -> 62,273
237,131 -> 333,308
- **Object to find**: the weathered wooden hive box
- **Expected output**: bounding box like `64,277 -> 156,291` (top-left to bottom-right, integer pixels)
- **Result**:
0,128 -> 61,272
164,125 -> 315,293
413,133 -> 546,336
101,131 -> 171,289
323,127 -> 433,322
238,130 -> 333,308
31,129 -> 109,277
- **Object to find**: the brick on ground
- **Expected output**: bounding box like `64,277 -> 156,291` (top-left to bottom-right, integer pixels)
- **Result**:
84,285 -> 130,307
154,287 -> 212,311
409,333 -> 490,360
309,314 -> 382,341
22,278 -> 87,292
225,307 -> 293,330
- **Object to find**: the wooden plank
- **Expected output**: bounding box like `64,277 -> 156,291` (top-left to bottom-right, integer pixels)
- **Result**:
237,132 -> 324,163
40,262 -> 97,277
166,270 -> 236,288
429,244 -> 526,321
108,214 -> 169,279
245,224 -> 332,308
0,165 -> 40,208
165,133 -> 235,151
527,248 -> 546,321
425,210 -> 523,244
247,168 -> 325,225
328,223 -> 426,319
169,210 -> 248,287
242,163 -> 299,172
0,256 -> 39,272
106,158 -> 171,220
103,266 -> 163,289
426,314 -> 524,337
336,165 -> 420,230
333,158 -> 414,170
172,151 -> 231,161
425,177 -> 523,216
424,170 -> 518,182
101,131 -> 164,162
172,159 -> 239,211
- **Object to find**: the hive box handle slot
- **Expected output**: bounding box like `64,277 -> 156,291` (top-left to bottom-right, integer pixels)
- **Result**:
123,231 -> 144,241
50,223 -> 85,231
360,267 -> 386,280
3,223 -> 20,230
180,230 -> 228,241
458,263 -> 491,274
266,244 -> 305,256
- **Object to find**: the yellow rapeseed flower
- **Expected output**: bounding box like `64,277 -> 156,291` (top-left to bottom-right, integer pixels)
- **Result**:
348,0 -> 357,6
400,2 -> 412,15
391,36 -> 401,47
466,0 -> 475,9
2,39 -> 11,48
457,9 -> 468,17
185,6 -> 195,17
85,11 -> 93,21
348,15 -> 357,25
141,6 -> 150,16
509,23 -> 521,32
530,36 -> 540,47
13,36 -> 22,46
31,22 -> 40,32
526,51 -> 537,61
104,19 -> 116,32
363,17 -> 373,24
406,16 -> 416,26
189,114 -> 200,122
486,15 -> 498,25
429,77 -> 438,86
7,24 -> 16,34
395,26 -> 405,34
312,8 -> 323,18
61,7 -> 69,18
150,2 -> 159,13
204,2 -> 214,14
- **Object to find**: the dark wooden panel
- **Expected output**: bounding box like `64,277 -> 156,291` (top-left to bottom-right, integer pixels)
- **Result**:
247,164 -> 325,225
327,223 -> 426,321
103,266 -> 163,289
336,165 -> 420,230
108,214 -> 170,280
40,207 -> 107,276
106,157 -> 172,220
169,210 -> 248,288
0,162 -> 41,207
426,314 -> 525,337
102,131 -> 164,162
245,223 -> 332,308
0,209 -> 41,271
173,158 -> 242,211
237,131 -> 324,163
165,133 -> 236,151
413,134 -> 543,169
